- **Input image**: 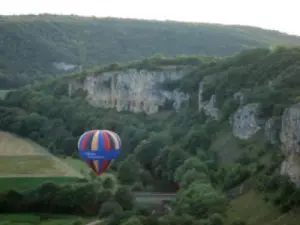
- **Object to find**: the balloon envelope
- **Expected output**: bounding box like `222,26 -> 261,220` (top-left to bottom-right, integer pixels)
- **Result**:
78,129 -> 121,175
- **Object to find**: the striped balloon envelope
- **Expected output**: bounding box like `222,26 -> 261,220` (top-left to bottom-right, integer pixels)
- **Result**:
77,129 -> 121,176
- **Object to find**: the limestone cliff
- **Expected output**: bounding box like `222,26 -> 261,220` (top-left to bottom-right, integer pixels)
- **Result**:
229,100 -> 300,187
198,81 -> 219,120
280,103 -> 300,187
68,67 -> 190,114
231,103 -> 261,140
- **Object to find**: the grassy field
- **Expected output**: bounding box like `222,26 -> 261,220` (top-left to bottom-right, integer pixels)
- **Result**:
0,131 -> 85,191
0,89 -> 10,99
226,190 -> 300,225
0,131 -> 120,192
0,213 -> 95,225
0,131 -> 83,177
61,156 -> 90,174
0,132 -> 50,156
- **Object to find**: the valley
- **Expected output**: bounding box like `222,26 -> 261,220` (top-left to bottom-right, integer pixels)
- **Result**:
1,14 -> 300,225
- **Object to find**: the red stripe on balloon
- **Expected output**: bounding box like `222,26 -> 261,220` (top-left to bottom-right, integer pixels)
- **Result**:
82,131 -> 94,150
101,132 -> 111,172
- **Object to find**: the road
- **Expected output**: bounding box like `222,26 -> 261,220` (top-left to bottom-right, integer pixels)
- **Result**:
133,192 -> 176,204
85,192 -> 176,225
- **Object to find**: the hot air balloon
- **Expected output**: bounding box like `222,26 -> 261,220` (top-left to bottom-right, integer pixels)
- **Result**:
78,129 -> 121,176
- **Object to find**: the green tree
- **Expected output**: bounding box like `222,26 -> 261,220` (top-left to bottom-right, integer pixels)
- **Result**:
117,154 -> 141,184
175,182 -> 227,219
174,157 -> 208,183
134,131 -> 172,167
114,186 -> 134,211
180,169 -> 209,188
166,146 -> 190,180
99,201 -> 123,218
102,174 -> 118,190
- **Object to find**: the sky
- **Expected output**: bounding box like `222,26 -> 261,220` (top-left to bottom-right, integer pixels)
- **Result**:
1,0 -> 300,36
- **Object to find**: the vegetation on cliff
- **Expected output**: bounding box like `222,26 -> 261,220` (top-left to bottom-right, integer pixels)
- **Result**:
1,46 -> 300,224
2,14 -> 300,88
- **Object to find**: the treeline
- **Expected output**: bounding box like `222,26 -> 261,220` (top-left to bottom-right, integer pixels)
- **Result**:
0,179 -> 134,216
2,14 -> 300,88
0,180 -> 230,225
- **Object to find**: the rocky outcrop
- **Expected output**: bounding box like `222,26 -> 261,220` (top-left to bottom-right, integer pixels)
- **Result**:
198,81 -> 220,120
68,68 -> 190,115
232,103 -> 261,139
233,92 -> 245,105
53,62 -> 79,71
280,103 -> 300,187
264,117 -> 279,144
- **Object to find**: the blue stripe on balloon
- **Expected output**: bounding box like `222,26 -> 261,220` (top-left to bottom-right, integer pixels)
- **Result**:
97,159 -> 103,173
98,131 -> 104,151
97,133 -> 104,171
79,150 -> 119,160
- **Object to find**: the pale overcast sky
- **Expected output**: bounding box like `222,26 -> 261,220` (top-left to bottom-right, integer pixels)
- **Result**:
1,0 -> 300,36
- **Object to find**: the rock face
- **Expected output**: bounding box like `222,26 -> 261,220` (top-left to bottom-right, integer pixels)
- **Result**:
53,62 -> 79,71
264,117 -> 278,144
232,103 -> 261,139
233,91 -> 245,105
68,68 -> 190,114
198,81 -> 219,119
280,103 -> 300,187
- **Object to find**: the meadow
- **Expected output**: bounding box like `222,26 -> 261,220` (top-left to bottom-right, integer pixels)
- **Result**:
0,90 -> 9,100
0,131 -> 84,191
225,190 -> 300,225
0,213 -> 95,225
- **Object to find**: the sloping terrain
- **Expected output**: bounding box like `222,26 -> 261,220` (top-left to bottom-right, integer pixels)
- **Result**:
0,90 -> 9,99
2,14 -> 300,88
0,131 -> 83,178
226,190 -> 300,225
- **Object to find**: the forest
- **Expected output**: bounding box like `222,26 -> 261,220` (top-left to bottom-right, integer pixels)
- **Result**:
2,14 -> 300,88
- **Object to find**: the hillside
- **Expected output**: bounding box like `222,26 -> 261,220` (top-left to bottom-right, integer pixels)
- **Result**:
2,47 -> 300,224
2,14 -> 300,89
0,131 -> 84,190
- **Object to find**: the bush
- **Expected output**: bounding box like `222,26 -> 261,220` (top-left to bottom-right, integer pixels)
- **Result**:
72,219 -> 84,225
98,201 -> 123,218
102,174 -> 118,190
209,213 -> 224,225
98,189 -> 114,204
231,218 -> 246,225
106,211 -> 136,225
114,186 -> 134,211
121,216 -> 143,225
